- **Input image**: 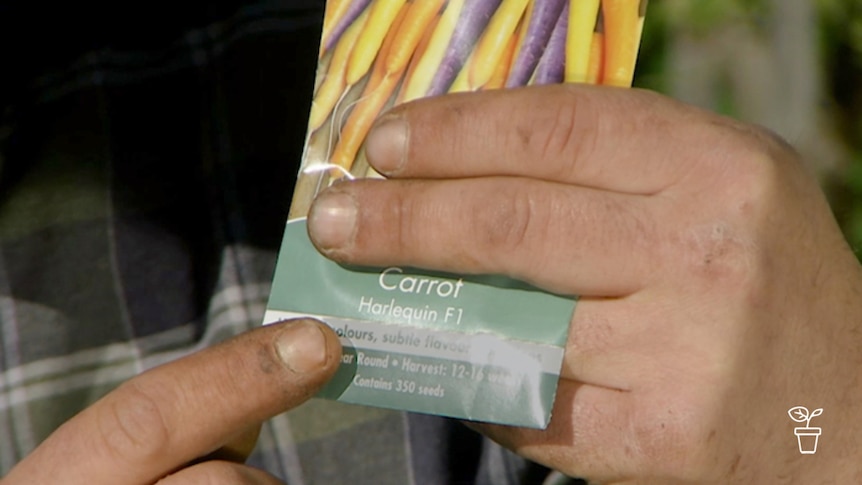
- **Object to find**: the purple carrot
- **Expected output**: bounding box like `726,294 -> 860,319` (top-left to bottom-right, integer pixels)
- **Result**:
532,2 -> 568,85
426,0 -> 503,97
505,0 -> 567,88
322,0 -> 373,54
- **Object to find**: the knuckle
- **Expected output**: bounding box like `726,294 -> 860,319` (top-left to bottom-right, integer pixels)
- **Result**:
469,184 -> 538,254
535,103 -> 580,161
524,90 -> 599,179
673,129 -> 787,290
732,121 -> 799,164
96,381 -> 172,464
394,186 -> 419,252
629,404 -> 713,479
674,220 -> 760,291
708,120 -> 796,200
568,311 -> 615,357
352,180 -> 414,259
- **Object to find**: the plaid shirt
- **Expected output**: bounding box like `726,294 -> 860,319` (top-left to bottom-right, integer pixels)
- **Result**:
0,1 -> 582,483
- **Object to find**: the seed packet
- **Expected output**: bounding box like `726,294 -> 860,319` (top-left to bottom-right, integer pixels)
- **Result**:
265,0 -> 647,428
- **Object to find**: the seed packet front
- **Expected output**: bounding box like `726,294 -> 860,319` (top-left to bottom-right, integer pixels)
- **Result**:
265,0 -> 648,429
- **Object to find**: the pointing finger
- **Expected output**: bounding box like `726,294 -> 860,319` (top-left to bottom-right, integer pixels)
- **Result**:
307,177 -> 659,296
4,319 -> 341,485
364,85 -> 715,194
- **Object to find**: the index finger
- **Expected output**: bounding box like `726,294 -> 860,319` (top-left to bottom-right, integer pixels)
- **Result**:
364,85 -> 716,194
3,319 -> 341,485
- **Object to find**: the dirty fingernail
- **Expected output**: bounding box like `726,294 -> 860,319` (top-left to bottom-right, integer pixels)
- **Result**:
275,320 -> 329,373
365,116 -> 407,175
308,190 -> 357,251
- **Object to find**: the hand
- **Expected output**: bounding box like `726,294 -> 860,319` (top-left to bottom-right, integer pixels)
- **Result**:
306,85 -> 862,483
2,319 -> 341,485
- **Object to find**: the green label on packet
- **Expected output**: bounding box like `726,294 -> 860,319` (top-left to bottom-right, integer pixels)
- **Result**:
264,219 -> 576,428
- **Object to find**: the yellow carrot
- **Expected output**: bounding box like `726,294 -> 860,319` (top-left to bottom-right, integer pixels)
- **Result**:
345,0 -> 407,86
365,2 -> 409,91
308,10 -> 369,131
601,0 -> 640,87
320,0 -> 351,56
468,0 -> 530,89
330,73 -> 400,176
447,51 -> 474,93
384,0 -> 446,75
586,31 -> 604,84
483,20 -> 521,90
565,0 -> 600,83
636,11 -> 646,51
399,0 -> 465,102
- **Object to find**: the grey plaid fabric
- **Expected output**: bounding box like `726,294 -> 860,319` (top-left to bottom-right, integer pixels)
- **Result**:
0,1 -> 582,484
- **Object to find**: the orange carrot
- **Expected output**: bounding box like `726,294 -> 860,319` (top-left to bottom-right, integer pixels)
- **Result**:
395,12 -> 441,104
365,4 -> 410,92
601,0 -> 640,87
384,0 -> 446,75
329,73 -> 400,176
329,4 -> 409,176
586,31 -> 604,84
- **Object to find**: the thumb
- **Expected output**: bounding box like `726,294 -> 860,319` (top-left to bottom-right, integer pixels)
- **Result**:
4,319 -> 341,485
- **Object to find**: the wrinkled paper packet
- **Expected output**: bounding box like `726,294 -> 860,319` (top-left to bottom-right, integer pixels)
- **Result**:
265,0 -> 647,428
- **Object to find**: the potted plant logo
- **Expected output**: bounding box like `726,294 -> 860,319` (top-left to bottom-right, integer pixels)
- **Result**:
787,406 -> 822,454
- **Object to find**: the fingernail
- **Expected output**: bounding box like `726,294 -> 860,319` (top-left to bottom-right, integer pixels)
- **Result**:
308,190 -> 357,251
365,115 -> 407,175
275,320 -> 329,373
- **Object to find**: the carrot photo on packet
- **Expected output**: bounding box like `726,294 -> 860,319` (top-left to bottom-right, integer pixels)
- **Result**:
265,0 -> 648,429
299,0 -> 644,193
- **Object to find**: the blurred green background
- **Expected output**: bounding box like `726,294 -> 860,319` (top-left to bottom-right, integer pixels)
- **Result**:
634,0 -> 862,260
